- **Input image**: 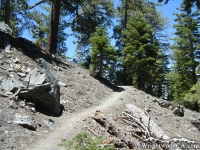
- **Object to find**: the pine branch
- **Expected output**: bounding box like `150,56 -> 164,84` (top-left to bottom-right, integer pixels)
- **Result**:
28,0 -> 48,10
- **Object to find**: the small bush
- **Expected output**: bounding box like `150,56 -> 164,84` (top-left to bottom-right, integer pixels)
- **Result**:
58,132 -> 114,150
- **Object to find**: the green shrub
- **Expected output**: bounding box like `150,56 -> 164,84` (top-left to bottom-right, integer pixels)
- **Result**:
58,132 -> 114,150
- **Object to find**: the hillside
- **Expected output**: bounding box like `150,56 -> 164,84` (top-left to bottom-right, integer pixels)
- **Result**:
0,36 -> 200,150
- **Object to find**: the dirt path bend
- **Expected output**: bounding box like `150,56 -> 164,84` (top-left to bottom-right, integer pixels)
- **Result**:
25,86 -> 130,150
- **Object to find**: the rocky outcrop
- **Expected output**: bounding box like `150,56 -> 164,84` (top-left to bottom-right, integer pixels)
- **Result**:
0,21 -> 12,53
19,58 -> 61,115
0,22 -> 12,35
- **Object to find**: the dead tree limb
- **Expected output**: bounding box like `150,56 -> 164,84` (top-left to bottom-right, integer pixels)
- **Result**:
9,87 -> 20,99
125,104 -> 169,140
158,124 -> 181,137
91,110 -> 140,149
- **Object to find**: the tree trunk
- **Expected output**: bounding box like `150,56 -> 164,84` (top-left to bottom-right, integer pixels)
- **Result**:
48,0 -> 61,54
5,0 -> 10,25
123,0 -> 128,85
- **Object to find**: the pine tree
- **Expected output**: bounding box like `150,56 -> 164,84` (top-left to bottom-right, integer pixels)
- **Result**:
73,0 -> 115,65
0,0 -> 30,36
113,0 -> 169,86
29,4 -> 68,56
158,0 -> 200,9
167,3 -> 200,103
89,27 -> 117,77
121,12 -> 167,96
184,82 -> 200,111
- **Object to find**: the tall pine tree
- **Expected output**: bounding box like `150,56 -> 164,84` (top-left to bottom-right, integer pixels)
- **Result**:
113,0 -> 169,86
167,3 -> 200,103
121,12 -> 167,96
89,27 -> 117,78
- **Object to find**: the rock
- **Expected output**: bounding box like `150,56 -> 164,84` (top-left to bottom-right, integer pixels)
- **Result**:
173,105 -> 184,117
158,100 -> 169,108
18,73 -> 26,77
13,57 -> 19,63
1,79 -> 14,92
58,81 -> 67,87
0,22 -> 12,53
19,58 -> 61,115
43,119 -> 55,130
13,113 -> 36,131
1,79 -> 20,92
24,68 -> 46,85
10,100 -> 18,109
52,66 -> 62,71
152,98 -> 159,103
191,119 -> 200,131
0,22 -> 12,35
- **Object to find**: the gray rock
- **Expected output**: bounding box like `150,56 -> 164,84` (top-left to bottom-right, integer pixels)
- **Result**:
18,73 -> 26,77
1,79 -> 14,92
58,81 -> 67,87
152,98 -> 159,103
191,119 -> 200,131
1,79 -> 21,92
43,119 -> 55,130
24,68 -> 46,85
158,100 -> 169,108
13,113 -> 36,130
0,22 -> 12,53
10,100 -> 18,109
173,105 -> 184,117
19,59 -> 61,115
0,22 -> 12,35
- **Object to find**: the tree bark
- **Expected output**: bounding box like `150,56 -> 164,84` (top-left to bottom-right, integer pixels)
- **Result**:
5,0 -> 10,25
48,0 -> 61,54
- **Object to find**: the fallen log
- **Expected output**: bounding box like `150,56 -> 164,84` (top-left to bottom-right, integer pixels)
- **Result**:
125,104 -> 169,140
91,110 -> 140,149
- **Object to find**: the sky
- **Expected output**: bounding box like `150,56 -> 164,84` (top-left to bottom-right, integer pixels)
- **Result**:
23,0 -> 183,58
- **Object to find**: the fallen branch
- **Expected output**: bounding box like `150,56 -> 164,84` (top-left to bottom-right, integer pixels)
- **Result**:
9,87 -> 21,99
144,108 -> 151,138
97,143 -> 114,148
91,110 -> 140,149
125,104 -> 169,140
158,124 -> 181,137
121,112 -> 146,131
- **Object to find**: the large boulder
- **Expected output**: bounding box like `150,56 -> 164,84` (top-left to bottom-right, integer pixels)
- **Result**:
19,58 -> 61,115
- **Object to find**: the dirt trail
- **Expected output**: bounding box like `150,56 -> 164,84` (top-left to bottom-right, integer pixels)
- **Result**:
25,86 -> 130,150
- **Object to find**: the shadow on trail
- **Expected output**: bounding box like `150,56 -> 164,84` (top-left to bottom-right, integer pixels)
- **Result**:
93,75 -> 125,92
